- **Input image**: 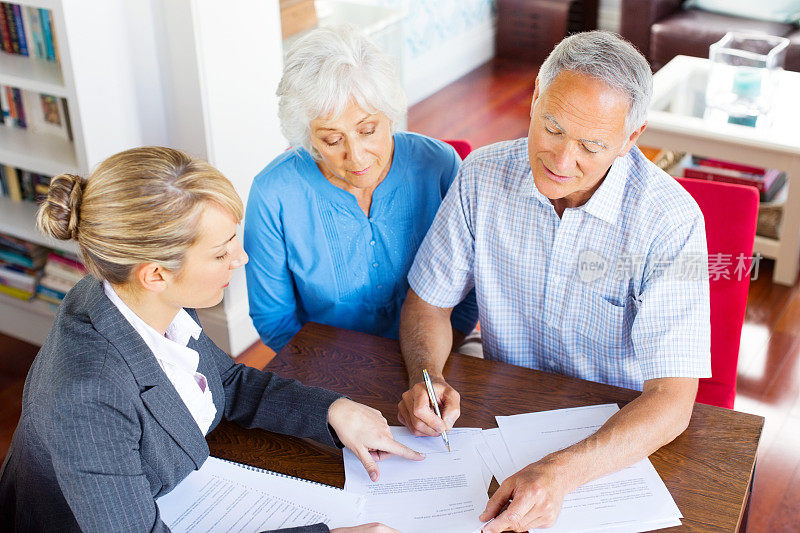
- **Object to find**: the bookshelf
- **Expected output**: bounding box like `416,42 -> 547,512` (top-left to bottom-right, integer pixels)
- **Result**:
1,0 -> 286,355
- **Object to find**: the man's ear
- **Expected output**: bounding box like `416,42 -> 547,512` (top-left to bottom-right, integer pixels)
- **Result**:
530,77 -> 541,118
618,121 -> 647,157
133,262 -> 170,294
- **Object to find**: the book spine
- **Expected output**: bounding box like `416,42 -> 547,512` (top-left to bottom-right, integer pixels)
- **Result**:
47,251 -> 87,272
0,86 -> 9,125
20,5 -> 35,58
39,274 -> 76,294
36,283 -> 66,302
4,3 -> 19,54
34,174 -> 50,203
0,250 -> 33,269
0,165 -> 7,196
4,165 -> 22,201
683,167 -> 766,193
60,97 -> 73,141
11,87 -> 25,128
761,173 -> 786,203
4,85 -> 17,126
692,156 -> 765,175
39,8 -> 55,62
11,3 -> 26,56
0,266 -> 38,292
0,3 -> 12,53
0,283 -> 34,301
759,169 -> 780,191
43,262 -> 85,283
27,6 -> 44,58
19,169 -> 34,201
47,9 -> 58,63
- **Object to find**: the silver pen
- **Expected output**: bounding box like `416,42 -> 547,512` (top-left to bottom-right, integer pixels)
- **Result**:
422,369 -> 451,452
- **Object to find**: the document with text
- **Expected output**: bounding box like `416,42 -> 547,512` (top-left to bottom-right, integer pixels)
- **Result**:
496,404 -> 682,533
343,427 -> 489,533
156,456 -> 364,532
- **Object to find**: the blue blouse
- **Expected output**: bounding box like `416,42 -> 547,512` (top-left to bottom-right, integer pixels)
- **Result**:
244,132 -> 479,352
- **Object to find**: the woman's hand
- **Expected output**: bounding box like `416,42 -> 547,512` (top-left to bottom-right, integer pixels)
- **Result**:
327,398 -> 424,481
331,523 -> 401,533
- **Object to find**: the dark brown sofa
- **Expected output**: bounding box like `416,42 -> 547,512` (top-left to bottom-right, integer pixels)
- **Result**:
620,0 -> 800,71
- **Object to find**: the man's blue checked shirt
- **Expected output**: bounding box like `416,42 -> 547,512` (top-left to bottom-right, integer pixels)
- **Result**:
408,138 -> 712,390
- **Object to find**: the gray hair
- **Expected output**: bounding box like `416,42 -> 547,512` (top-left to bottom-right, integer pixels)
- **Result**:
538,31 -> 652,134
277,24 -> 406,159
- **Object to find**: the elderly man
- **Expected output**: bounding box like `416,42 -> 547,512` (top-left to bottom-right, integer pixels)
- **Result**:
397,31 -> 711,531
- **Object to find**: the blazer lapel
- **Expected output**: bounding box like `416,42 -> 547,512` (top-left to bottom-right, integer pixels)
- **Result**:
81,277 -> 209,469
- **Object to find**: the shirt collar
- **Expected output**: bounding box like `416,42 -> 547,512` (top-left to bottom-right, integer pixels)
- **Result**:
580,152 -> 628,225
102,281 -> 202,370
517,148 -> 630,224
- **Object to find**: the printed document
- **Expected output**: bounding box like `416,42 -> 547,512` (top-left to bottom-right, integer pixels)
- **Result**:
496,404 -> 682,532
156,456 -> 363,532
344,427 -> 489,533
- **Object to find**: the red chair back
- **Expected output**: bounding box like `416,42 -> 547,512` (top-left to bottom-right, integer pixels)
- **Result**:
442,139 -> 473,159
675,177 -> 759,409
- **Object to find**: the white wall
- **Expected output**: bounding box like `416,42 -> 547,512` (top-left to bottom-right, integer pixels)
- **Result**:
359,0 -> 497,105
114,0 -> 286,356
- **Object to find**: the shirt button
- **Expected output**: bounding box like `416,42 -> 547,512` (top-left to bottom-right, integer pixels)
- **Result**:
372,262 -> 379,268
370,240 -> 376,246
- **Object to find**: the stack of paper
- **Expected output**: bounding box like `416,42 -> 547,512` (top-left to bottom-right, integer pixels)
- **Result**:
157,456 -> 364,532
343,427 -> 491,533
479,404 -> 683,532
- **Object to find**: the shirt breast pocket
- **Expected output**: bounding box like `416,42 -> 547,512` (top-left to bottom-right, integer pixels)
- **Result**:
565,284 -> 631,356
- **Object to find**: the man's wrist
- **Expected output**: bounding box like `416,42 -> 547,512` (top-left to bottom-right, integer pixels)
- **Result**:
407,366 -> 444,385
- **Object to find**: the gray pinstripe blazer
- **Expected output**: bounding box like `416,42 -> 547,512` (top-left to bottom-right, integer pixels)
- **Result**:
0,276 -> 343,532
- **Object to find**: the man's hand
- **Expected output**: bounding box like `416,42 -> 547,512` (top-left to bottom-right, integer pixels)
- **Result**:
328,398 -> 425,481
480,460 -> 569,532
397,375 -> 461,436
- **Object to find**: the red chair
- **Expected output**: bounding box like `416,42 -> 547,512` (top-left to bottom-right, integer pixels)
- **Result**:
675,177 -> 759,409
442,139 -> 473,160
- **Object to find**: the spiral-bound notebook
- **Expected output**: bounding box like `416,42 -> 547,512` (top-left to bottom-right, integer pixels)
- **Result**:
156,456 -> 364,532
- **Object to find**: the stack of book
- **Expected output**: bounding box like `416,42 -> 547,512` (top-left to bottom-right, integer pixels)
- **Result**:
682,155 -> 786,202
1,84 -> 73,140
37,250 -> 87,304
0,164 -> 51,203
0,2 -> 59,63
0,232 -> 47,301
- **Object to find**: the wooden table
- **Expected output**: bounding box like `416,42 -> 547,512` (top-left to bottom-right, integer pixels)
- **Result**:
207,323 -> 764,532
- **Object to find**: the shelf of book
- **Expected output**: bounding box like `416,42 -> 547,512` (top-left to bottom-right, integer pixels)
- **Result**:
0,126 -> 76,175
0,50 -> 65,96
0,196 -> 77,253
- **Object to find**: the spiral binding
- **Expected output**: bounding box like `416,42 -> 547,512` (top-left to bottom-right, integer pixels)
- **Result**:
215,456 -> 344,491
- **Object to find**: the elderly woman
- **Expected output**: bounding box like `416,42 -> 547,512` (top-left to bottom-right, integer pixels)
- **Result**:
244,25 -> 478,353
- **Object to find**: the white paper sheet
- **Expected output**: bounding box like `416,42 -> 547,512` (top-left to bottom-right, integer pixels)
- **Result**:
477,428 -> 516,483
496,404 -> 682,533
343,427 -> 489,533
157,456 -> 363,532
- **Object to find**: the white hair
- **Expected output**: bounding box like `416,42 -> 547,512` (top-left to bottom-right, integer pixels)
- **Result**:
277,24 -> 406,159
538,31 -> 653,134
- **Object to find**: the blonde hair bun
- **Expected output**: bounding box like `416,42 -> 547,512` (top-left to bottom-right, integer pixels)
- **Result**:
37,173 -> 85,241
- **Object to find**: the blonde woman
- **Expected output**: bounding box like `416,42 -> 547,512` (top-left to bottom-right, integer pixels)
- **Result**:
0,147 -> 419,533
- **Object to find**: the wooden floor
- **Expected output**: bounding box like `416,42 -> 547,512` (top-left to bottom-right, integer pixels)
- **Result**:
1,58 -> 798,530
